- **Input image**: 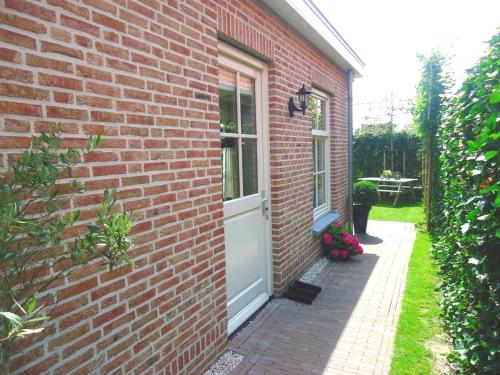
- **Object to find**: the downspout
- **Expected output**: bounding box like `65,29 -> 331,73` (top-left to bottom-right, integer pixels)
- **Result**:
347,69 -> 354,232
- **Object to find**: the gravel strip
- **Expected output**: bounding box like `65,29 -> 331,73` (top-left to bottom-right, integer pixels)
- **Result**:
204,350 -> 244,375
299,256 -> 328,283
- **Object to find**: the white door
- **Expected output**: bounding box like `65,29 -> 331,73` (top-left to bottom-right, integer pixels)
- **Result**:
218,45 -> 270,335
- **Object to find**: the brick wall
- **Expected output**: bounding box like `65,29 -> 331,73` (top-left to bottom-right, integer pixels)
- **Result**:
0,0 -> 349,373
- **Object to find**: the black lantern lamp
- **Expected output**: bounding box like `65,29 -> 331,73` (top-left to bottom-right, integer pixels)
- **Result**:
289,84 -> 312,117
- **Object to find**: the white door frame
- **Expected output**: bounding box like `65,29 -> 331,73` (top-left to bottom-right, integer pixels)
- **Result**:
218,41 -> 273,334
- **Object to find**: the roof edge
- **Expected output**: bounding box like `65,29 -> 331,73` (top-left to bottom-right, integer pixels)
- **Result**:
261,0 -> 365,77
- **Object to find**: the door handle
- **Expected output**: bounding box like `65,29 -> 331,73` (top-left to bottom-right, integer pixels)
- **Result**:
261,191 -> 268,216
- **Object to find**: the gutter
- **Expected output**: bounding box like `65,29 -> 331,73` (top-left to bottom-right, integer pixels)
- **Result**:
347,69 -> 354,231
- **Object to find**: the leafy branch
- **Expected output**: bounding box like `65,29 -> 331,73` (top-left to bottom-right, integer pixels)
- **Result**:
0,132 -> 134,373
433,32 -> 499,374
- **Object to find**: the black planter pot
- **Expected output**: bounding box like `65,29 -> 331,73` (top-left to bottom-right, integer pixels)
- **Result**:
353,205 -> 371,234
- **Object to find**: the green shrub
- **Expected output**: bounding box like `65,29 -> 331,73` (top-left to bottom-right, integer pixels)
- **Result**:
353,181 -> 380,206
353,127 -> 421,180
0,133 -> 133,373
433,33 -> 499,374
414,51 -> 450,228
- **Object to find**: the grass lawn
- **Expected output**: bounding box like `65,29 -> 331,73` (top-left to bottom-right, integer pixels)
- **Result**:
369,199 -> 424,223
390,231 -> 447,374
374,200 -> 449,374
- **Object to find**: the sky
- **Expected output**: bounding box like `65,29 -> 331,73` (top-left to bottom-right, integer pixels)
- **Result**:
314,0 -> 500,128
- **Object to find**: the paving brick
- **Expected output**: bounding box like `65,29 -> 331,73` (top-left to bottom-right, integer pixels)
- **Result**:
230,221 -> 415,374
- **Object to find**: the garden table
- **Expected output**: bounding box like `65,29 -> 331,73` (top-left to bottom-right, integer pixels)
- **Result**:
358,177 -> 419,206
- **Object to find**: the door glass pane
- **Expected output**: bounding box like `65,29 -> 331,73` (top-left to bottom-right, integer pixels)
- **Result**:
240,75 -> 256,134
219,68 -> 237,133
242,138 -> 258,196
221,137 -> 239,201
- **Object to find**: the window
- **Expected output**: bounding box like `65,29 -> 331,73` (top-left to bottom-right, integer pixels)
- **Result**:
311,89 -> 330,219
219,66 -> 259,201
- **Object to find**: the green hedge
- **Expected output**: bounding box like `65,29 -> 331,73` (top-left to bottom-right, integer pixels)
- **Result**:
433,33 -> 499,374
353,127 -> 421,180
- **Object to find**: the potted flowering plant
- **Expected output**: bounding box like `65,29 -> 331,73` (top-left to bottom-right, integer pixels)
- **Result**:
353,181 -> 380,234
321,222 -> 364,261
381,169 -> 393,179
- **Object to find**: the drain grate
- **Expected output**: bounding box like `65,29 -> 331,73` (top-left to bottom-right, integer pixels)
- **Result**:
283,280 -> 321,304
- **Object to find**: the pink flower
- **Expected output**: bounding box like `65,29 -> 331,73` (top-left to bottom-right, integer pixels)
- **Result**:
341,249 -> 349,258
342,232 -> 353,244
334,222 -> 341,227
351,236 -> 360,246
354,244 -> 364,255
331,249 -> 340,257
323,232 -> 333,245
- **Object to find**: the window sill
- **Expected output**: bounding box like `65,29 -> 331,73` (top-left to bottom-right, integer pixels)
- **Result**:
312,211 -> 340,236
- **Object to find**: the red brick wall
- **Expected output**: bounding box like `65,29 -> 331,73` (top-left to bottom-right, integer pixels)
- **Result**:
0,0 -> 349,373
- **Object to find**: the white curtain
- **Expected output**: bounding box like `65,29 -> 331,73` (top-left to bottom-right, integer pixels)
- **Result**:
222,140 -> 238,200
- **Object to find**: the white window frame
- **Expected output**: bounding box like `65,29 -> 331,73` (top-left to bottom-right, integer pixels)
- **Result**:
312,88 -> 331,220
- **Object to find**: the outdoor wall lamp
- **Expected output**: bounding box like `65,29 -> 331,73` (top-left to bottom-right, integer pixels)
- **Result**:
289,84 -> 312,117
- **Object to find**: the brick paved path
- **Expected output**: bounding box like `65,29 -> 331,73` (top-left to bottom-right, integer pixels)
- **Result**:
229,221 -> 416,375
